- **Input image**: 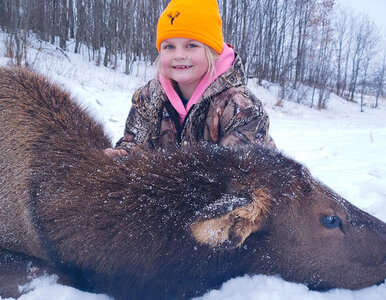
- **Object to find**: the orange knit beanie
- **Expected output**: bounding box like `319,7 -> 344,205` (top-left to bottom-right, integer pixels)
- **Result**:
156,0 -> 224,54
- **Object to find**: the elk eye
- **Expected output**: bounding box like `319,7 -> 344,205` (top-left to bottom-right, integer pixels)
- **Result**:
320,215 -> 342,229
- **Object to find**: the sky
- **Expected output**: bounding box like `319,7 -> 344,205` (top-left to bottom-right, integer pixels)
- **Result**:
340,0 -> 386,35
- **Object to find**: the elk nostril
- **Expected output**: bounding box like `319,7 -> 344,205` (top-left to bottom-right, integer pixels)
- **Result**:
376,279 -> 386,286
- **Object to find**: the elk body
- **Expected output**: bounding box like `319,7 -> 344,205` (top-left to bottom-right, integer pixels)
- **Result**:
0,67 -> 385,299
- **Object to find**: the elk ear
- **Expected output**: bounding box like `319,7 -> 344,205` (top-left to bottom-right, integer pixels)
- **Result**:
191,189 -> 271,248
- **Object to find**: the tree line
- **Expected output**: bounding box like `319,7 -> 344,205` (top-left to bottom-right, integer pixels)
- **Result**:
0,0 -> 385,109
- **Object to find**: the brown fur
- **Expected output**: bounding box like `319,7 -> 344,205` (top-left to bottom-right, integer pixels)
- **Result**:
0,67 -> 385,299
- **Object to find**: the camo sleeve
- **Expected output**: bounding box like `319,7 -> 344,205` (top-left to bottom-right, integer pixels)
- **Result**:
218,87 -> 276,149
115,89 -> 154,152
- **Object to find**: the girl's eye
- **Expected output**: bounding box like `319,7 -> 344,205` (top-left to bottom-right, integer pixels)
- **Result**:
187,43 -> 198,48
320,215 -> 344,231
163,44 -> 174,50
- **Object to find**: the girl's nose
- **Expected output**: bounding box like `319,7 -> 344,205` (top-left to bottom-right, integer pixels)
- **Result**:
174,48 -> 188,60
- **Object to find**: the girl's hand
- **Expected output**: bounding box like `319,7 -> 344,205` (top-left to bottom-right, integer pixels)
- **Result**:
103,148 -> 128,158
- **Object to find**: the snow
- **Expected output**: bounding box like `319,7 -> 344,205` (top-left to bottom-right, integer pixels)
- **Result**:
0,34 -> 385,299
15,275 -> 112,300
196,275 -> 386,300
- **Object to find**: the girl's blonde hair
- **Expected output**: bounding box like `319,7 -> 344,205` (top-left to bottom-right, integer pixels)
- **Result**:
155,44 -> 220,81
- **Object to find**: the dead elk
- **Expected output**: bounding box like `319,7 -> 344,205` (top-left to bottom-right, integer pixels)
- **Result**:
0,67 -> 385,299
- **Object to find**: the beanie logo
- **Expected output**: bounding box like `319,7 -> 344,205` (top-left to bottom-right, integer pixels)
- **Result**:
167,11 -> 180,25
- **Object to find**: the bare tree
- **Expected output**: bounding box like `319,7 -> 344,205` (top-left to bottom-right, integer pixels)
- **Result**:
348,16 -> 369,102
359,22 -> 379,111
59,0 -> 68,50
74,0 -> 86,54
334,4 -> 351,96
374,50 -> 386,108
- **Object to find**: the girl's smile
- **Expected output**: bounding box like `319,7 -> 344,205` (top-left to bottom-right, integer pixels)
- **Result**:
160,37 -> 209,99
172,65 -> 193,69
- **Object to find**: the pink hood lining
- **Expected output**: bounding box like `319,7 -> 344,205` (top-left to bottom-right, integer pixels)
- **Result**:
159,43 -> 235,124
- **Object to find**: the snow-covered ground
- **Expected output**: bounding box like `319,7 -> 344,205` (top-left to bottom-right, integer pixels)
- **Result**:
0,35 -> 385,299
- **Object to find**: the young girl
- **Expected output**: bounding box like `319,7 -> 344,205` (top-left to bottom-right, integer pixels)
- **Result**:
104,0 -> 275,158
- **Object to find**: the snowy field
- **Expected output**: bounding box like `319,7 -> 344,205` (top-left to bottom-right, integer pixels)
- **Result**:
0,36 -> 385,299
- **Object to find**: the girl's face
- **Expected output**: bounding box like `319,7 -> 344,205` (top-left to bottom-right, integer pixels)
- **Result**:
160,38 -> 209,95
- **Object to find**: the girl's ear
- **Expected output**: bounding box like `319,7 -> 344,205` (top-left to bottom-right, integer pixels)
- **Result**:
190,189 -> 271,249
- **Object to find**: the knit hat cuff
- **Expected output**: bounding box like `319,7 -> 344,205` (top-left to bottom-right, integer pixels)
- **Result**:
157,30 -> 224,54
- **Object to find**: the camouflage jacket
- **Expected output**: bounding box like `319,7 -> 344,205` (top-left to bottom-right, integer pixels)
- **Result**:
116,53 -> 275,151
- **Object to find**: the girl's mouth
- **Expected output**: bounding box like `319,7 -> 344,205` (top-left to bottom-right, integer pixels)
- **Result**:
172,65 -> 193,69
